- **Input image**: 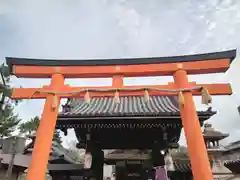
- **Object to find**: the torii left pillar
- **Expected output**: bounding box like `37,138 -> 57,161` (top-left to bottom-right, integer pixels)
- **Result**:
27,73 -> 64,180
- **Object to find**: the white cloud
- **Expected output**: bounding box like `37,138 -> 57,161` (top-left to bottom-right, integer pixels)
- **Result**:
0,0 -> 240,147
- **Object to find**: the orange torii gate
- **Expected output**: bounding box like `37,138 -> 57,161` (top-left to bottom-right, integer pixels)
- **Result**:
6,50 -> 236,180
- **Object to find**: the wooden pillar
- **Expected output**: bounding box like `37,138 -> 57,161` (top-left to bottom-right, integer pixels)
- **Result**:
27,73 -> 64,180
151,142 -> 165,167
115,161 -> 125,180
141,167 -> 147,180
173,68 -> 213,180
94,150 -> 104,180
89,142 -> 104,180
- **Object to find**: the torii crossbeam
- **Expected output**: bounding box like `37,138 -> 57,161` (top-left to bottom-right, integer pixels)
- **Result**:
6,49 -> 236,180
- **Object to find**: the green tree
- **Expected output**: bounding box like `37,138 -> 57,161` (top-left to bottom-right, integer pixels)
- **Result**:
0,64 -> 14,105
0,64 -> 21,146
19,116 -> 62,144
19,116 -> 40,136
0,104 -> 21,137
0,64 -> 21,106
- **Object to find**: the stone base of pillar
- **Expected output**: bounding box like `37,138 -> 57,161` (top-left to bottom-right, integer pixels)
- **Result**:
18,169 -> 52,180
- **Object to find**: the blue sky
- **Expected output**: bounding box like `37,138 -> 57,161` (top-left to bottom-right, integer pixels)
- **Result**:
0,0 -> 240,147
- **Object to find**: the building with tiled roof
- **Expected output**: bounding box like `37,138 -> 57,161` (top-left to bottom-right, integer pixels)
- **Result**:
203,123 -> 229,148
201,124 -> 236,180
223,140 -> 240,175
55,94 -> 216,180
58,96 -> 215,150
104,148 -> 193,179
0,136 -> 84,180
101,123 -> 238,180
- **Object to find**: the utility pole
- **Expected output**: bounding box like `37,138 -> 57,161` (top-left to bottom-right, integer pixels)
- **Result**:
5,136 -> 17,180
0,65 -> 6,112
0,66 -> 6,148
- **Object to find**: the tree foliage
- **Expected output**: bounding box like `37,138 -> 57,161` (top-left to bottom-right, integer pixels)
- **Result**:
19,116 -> 40,136
0,64 -> 12,98
18,116 -> 62,144
0,64 -> 21,139
0,104 -> 21,137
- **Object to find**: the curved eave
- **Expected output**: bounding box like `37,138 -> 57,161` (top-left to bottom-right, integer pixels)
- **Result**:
224,160 -> 240,173
207,148 -> 227,153
173,160 -> 191,173
172,157 -> 213,173
203,134 -> 229,141
6,49 -> 236,74
47,163 -> 84,171
49,155 -> 80,165
57,111 -> 216,121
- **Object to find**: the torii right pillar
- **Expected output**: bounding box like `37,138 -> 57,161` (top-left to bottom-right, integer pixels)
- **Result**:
174,67 -> 213,180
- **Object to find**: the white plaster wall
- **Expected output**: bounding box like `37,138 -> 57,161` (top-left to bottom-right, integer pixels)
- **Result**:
104,165 -> 113,178
103,150 -> 114,179
104,165 -> 116,180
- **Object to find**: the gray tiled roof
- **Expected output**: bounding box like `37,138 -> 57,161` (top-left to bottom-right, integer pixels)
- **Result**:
225,141 -> 240,151
60,96 -> 214,118
50,141 -> 80,164
23,136 -> 78,164
224,159 -> 240,173
63,96 -> 179,116
203,130 -> 229,139
173,160 -> 191,172
203,123 -> 229,140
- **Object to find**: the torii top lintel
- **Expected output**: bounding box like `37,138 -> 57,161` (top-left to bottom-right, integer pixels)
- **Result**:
6,49 -> 236,78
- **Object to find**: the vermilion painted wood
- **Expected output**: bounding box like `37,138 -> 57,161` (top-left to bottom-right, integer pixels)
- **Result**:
26,74 -> 64,180
112,75 -> 124,87
11,83 -> 232,99
174,69 -> 213,180
12,59 -> 230,78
